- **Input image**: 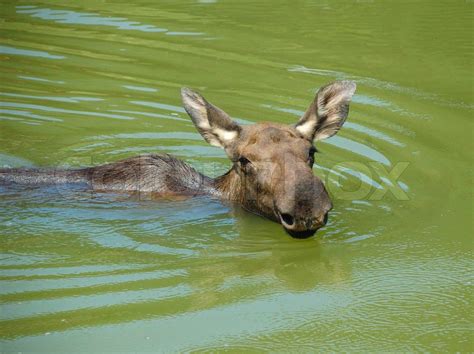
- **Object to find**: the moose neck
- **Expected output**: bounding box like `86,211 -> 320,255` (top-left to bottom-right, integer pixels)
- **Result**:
212,167 -> 244,202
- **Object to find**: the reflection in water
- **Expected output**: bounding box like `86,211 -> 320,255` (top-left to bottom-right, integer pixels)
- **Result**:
288,65 -> 437,105
17,7 -> 168,33
0,45 -> 65,59
16,6 -> 205,37
17,75 -> 65,84
122,85 -> 158,93
0,102 -> 135,120
0,92 -> 104,103
0,185 -> 352,339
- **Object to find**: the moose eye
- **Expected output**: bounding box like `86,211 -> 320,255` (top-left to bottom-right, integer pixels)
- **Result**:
308,147 -> 317,165
238,156 -> 251,167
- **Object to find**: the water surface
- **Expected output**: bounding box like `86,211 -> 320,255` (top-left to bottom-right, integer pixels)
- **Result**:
0,0 -> 472,352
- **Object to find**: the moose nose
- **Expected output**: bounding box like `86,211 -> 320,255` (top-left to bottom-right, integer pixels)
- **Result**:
277,209 -> 330,239
280,213 -> 295,226
323,212 -> 329,225
274,172 -> 332,238
278,210 -> 328,229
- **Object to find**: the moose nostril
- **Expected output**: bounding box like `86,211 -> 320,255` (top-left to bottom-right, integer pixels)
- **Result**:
280,213 -> 294,226
323,212 -> 329,225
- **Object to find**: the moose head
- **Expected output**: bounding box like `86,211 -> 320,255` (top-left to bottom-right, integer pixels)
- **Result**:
182,81 -> 356,238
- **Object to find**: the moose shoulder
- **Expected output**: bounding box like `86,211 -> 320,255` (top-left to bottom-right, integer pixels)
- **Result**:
0,81 -> 356,238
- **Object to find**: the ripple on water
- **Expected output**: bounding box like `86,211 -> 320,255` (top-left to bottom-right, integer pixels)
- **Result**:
0,45 -> 65,60
16,7 -> 168,33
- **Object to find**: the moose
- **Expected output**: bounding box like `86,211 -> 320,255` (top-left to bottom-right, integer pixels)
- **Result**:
0,80 -> 356,238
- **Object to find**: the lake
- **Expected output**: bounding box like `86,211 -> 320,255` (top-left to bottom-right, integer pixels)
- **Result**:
0,0 -> 472,352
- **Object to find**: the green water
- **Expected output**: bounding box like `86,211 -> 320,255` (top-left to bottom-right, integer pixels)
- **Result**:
0,0 -> 472,352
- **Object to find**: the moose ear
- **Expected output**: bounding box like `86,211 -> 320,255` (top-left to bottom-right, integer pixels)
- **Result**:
295,81 -> 356,141
181,88 -> 241,148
